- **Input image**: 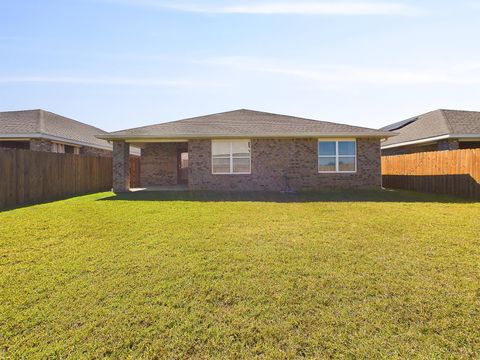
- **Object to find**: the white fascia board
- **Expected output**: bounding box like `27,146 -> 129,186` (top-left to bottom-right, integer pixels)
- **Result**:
381,134 -> 480,149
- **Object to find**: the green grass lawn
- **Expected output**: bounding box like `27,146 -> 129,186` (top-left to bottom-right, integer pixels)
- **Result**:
1,190 -> 479,358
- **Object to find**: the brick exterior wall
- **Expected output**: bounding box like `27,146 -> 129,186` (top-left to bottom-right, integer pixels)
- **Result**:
140,143 -> 187,186
382,139 -> 465,156
186,138 -> 381,191
381,143 -> 438,156
113,141 -> 130,192
28,138 -> 112,157
30,139 -> 53,152
80,146 -> 112,157
437,139 -> 460,151
136,138 -> 381,191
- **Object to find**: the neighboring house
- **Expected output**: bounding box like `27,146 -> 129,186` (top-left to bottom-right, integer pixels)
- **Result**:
0,109 -> 118,156
97,109 -> 394,192
381,109 -> 480,156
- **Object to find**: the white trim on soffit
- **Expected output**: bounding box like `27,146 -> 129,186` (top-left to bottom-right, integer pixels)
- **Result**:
381,134 -> 480,149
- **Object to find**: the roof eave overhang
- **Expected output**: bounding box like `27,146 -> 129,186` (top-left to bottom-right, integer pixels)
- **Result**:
0,133 -> 114,151
381,133 -> 480,149
97,132 -> 396,142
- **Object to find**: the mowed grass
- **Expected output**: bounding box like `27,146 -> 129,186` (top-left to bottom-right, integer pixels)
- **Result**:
0,190 -> 479,358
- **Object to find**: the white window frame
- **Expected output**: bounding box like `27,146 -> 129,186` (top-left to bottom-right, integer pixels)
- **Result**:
212,140 -> 251,175
318,139 -> 357,173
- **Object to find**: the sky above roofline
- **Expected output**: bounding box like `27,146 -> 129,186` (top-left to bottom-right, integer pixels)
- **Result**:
1,0 -> 480,131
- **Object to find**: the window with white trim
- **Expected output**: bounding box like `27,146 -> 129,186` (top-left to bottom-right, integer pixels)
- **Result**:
318,140 -> 356,173
212,140 -> 251,174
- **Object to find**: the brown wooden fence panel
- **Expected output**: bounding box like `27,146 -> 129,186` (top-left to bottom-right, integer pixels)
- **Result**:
382,149 -> 480,199
0,149 -> 113,209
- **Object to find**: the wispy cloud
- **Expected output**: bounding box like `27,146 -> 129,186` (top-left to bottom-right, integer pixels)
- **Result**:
201,56 -> 480,85
107,1 -> 421,16
0,76 -> 209,87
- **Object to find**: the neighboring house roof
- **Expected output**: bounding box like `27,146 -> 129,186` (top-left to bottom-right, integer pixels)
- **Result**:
98,109 -> 393,140
381,109 -> 480,148
0,109 -> 113,150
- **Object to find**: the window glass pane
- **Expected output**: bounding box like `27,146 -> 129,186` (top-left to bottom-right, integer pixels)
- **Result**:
339,157 -> 355,172
339,141 -> 356,156
319,141 -> 336,156
232,141 -> 250,158
212,158 -> 230,173
212,142 -> 230,157
233,158 -> 250,173
319,157 -> 336,172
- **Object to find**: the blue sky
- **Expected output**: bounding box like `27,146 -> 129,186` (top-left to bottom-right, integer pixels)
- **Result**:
1,0 -> 480,131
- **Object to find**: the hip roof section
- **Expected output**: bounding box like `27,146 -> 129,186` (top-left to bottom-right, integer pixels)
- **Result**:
381,109 -> 480,147
98,109 -> 393,140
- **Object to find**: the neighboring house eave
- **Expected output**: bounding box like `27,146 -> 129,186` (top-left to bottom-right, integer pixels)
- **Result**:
381,133 -> 480,149
97,132 -> 395,142
0,133 -> 114,151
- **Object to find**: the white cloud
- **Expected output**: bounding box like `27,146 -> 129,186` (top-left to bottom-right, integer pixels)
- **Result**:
0,76 -> 208,87
108,1 -> 421,16
202,56 -> 480,85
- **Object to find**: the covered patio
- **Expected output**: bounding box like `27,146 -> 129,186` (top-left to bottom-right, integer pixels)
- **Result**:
112,141 -> 190,193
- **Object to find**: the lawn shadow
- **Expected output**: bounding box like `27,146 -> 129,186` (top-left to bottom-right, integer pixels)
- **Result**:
98,189 -> 477,204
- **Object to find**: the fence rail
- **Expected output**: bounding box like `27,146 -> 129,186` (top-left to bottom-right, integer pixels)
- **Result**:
0,149 -> 113,209
382,149 -> 480,199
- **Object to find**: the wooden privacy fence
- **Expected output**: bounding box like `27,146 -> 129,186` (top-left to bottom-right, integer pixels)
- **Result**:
382,149 -> 480,199
0,149 -> 113,209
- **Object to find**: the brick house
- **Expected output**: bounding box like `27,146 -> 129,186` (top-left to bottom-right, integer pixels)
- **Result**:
0,109 -> 124,157
97,109 -> 394,192
381,109 -> 480,156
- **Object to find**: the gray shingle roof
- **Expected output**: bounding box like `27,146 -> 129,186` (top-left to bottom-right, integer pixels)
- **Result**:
0,109 -> 113,150
99,109 -> 392,140
381,109 -> 480,147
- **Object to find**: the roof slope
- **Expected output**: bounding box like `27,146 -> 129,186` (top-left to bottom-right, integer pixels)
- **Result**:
100,109 -> 392,139
381,109 -> 480,147
0,109 -> 112,150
